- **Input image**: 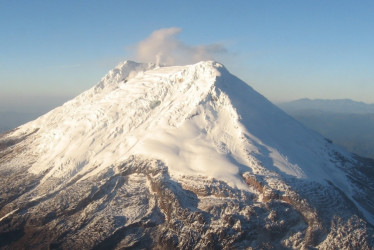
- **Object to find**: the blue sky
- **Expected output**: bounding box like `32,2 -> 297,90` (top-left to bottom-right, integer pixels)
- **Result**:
1,0 -> 373,111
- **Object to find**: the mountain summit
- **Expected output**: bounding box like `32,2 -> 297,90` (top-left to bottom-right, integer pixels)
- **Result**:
1,61 -> 373,249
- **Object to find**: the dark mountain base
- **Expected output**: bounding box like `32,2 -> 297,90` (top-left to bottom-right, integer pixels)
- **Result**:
0,155 -> 373,249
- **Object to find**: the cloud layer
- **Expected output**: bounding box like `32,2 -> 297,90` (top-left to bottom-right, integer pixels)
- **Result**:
133,27 -> 227,65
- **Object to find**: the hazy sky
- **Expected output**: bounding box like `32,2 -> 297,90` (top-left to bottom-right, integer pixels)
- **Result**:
1,0 -> 373,112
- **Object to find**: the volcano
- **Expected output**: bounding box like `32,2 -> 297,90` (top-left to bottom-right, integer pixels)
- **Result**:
0,61 -> 373,249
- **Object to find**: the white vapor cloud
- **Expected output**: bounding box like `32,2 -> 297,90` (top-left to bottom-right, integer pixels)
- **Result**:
133,27 -> 227,65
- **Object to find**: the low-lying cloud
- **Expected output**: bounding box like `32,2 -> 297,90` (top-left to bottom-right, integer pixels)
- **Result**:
133,27 -> 227,65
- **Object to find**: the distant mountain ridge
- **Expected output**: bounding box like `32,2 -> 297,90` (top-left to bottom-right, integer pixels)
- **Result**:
279,98 -> 374,159
279,98 -> 374,114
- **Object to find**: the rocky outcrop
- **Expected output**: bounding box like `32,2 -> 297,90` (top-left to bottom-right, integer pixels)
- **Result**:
0,156 -> 373,249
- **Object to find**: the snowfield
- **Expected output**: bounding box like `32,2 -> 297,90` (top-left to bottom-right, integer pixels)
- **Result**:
16,62 -> 347,183
0,60 -> 373,249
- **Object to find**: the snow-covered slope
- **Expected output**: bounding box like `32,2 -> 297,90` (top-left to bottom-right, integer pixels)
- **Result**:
0,61 -> 373,249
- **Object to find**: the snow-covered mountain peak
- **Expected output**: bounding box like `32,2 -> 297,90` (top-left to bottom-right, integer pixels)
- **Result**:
93,60 -> 157,93
18,61 -> 236,184
2,60 -> 356,187
1,60 -> 373,249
